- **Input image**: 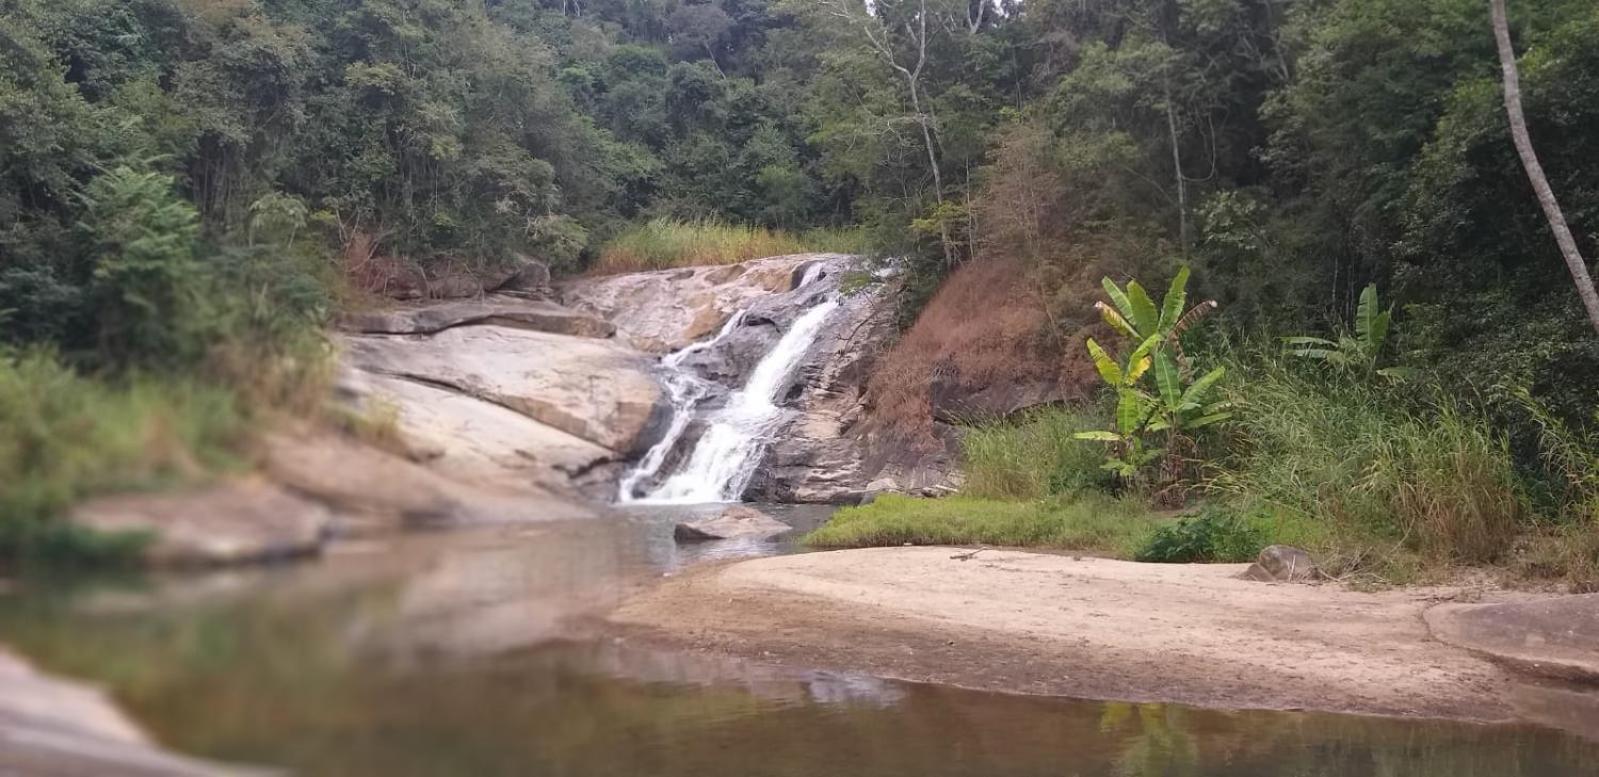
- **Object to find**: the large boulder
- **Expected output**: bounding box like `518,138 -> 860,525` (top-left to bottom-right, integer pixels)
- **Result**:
492,257 -> 553,296
1241,545 -> 1321,583
334,370 -> 614,492
263,431 -> 596,527
340,325 -> 665,456
337,297 -> 615,339
70,480 -> 331,567
673,506 -> 793,542
560,254 -> 852,353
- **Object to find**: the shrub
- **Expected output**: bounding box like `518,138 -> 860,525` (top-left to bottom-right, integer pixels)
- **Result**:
0,349 -> 246,564
961,406 -> 1111,500
1135,506 -> 1266,563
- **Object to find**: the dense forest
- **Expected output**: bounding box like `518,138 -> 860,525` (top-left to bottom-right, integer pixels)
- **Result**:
2,0 -> 1597,571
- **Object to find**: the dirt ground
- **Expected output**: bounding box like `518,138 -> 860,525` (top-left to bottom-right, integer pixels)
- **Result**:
608,547 -> 1566,723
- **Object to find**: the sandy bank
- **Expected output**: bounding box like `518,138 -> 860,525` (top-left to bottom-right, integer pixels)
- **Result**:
609,547 -> 1571,723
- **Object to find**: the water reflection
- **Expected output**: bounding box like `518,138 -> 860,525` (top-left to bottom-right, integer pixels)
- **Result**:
0,514 -> 1595,776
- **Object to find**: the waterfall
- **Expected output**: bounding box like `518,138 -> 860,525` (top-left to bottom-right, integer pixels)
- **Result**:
617,311 -> 747,502
624,291 -> 841,505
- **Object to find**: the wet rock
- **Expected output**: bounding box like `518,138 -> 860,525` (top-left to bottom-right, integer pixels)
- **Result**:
70,480 -> 331,567
1241,545 -> 1321,583
338,297 -> 614,339
673,506 -> 793,542
0,647 -> 249,776
340,325 -> 664,456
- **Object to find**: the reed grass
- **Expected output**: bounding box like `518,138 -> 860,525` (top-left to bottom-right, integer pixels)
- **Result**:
804,493 -> 1162,555
960,406 -> 1110,500
592,218 -> 867,274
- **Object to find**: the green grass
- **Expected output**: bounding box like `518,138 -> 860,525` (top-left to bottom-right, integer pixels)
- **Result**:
960,406 -> 1111,500
1212,359 -> 1529,568
804,493 -> 1165,556
0,349 -> 249,564
592,218 -> 868,274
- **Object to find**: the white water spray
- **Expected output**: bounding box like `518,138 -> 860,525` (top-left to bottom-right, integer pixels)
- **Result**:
617,311 -> 747,502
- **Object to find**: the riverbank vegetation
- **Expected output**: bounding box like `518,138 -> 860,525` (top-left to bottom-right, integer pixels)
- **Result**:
592,220 -> 867,275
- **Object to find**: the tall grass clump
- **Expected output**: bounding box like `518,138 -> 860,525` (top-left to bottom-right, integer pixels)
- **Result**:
0,350 -> 248,563
961,406 -> 1110,499
593,218 -> 865,274
1215,358 -> 1527,565
805,493 -> 1162,555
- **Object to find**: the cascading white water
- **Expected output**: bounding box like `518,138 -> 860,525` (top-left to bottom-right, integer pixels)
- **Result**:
639,297 -> 840,504
617,310 -> 747,502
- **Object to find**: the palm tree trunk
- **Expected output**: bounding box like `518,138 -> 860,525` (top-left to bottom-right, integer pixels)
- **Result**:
1490,0 -> 1599,336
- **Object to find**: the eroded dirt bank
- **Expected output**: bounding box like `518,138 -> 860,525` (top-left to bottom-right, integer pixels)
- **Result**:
609,547 -> 1581,724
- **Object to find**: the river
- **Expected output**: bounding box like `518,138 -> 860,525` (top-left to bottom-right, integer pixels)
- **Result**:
1,506 -> 1595,776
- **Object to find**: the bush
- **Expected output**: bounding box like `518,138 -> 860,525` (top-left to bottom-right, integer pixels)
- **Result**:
0,349 -> 246,564
1135,506 -> 1266,563
961,406 -> 1112,500
804,493 -> 1161,555
1214,358 -> 1528,564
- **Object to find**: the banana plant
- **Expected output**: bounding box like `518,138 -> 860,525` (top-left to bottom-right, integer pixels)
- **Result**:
1284,283 -> 1411,380
1076,267 -> 1230,482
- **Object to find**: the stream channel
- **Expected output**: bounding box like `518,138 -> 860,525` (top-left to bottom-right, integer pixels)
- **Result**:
1,504 -> 1596,776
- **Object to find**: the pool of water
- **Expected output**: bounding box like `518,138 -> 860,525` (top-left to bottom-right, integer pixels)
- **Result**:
1,507 -> 1596,776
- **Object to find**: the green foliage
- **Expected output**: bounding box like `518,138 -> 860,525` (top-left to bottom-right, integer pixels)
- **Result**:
961,406 -> 1112,500
804,493 -> 1162,556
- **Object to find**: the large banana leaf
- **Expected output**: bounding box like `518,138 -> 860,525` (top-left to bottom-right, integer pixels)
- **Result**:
1100,278 -> 1139,334
1115,389 -> 1155,435
1355,284 -> 1391,354
1097,301 -> 1137,338
1124,334 -> 1161,384
1086,338 -> 1122,385
1154,351 -> 1182,411
1158,265 -> 1190,332
1125,281 -> 1160,335
1178,366 -> 1226,410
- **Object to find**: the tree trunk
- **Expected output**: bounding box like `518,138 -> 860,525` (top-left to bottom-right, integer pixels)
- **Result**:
1490,0 -> 1599,336
1164,80 -> 1189,249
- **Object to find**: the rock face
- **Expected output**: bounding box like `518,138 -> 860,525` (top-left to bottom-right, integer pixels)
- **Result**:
1241,545 -> 1321,583
71,479 -> 332,566
0,647 -> 247,776
560,254 -> 843,353
674,506 -> 793,542
341,325 -> 664,456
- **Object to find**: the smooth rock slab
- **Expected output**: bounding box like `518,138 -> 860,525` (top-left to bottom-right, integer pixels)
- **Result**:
71,479 -> 331,567
1426,594 -> 1599,683
338,297 -> 615,339
674,506 -> 793,543
340,325 -> 664,455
